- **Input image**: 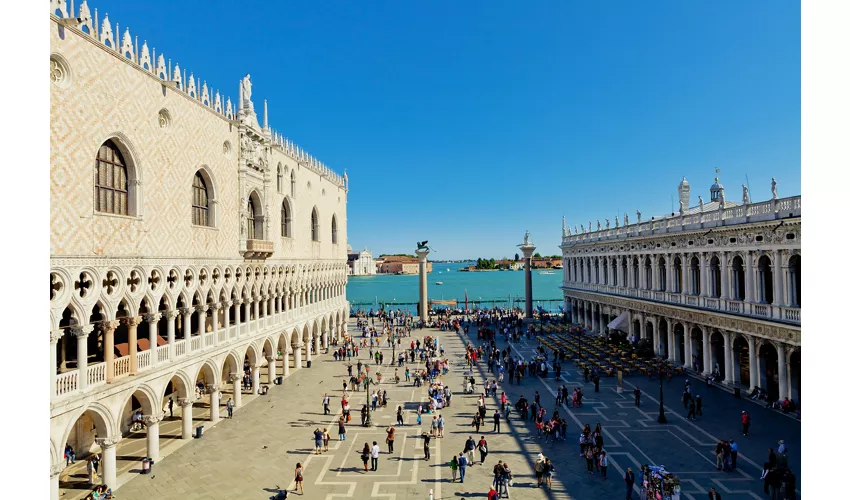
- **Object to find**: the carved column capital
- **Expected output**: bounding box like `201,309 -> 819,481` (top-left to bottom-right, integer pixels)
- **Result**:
210,302 -> 222,311
70,324 -> 94,338
234,299 -> 244,306
121,316 -> 143,328
179,307 -> 193,316
195,305 -> 209,313
206,384 -> 220,393
164,310 -> 180,321
220,300 -> 232,308
144,313 -> 162,323
50,329 -> 64,344
50,462 -> 66,478
95,435 -> 122,448
177,397 -> 196,407
142,413 -> 166,425
228,372 -> 241,382
100,320 -> 120,332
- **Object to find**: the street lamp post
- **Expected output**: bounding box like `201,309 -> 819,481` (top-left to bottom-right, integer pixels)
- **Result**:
657,360 -> 667,424
364,364 -> 374,426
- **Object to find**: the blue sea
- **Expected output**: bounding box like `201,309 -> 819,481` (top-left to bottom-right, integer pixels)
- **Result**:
346,262 -> 564,313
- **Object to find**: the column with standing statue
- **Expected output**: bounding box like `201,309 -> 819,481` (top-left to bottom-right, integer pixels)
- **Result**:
416,242 -> 430,323
519,231 -> 536,323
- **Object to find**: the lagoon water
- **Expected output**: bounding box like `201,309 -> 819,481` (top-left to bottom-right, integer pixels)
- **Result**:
347,261 -> 564,311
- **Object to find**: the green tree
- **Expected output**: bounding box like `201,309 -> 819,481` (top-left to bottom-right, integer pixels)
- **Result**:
533,252 -> 542,258
514,253 -> 520,261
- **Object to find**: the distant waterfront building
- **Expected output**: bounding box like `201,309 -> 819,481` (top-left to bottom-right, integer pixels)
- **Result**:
347,246 -> 376,275
378,255 -> 433,274
561,177 -> 800,405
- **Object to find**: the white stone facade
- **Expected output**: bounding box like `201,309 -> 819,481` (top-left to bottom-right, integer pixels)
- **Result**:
561,178 -> 801,408
348,249 -> 376,275
49,3 -> 349,497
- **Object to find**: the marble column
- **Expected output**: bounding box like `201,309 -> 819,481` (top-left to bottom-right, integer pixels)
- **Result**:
211,303 -> 220,344
777,343 -> 788,400
123,316 -> 141,375
773,250 -> 785,306
683,323 -> 693,369
306,337 -> 313,363
50,462 -> 64,500
666,319 -> 675,362
519,238 -> 536,322
744,252 -> 755,303
180,307 -> 193,353
144,314 -> 161,367
723,331 -> 733,384
102,320 -> 119,382
230,373 -> 242,407
752,338 -> 762,391
702,330 -> 711,376
282,349 -> 291,377
165,310 -> 177,360
315,333 -> 321,355
50,329 -> 62,397
267,355 -> 277,383
208,385 -> 221,422
142,414 -> 164,460
178,398 -> 194,439
294,344 -> 303,369
95,436 -> 121,488
72,325 -> 93,390
252,298 -> 260,330
234,299 -> 243,337
252,364 -> 261,395
416,248 -> 430,322
196,305 -> 208,338
720,254 -> 729,299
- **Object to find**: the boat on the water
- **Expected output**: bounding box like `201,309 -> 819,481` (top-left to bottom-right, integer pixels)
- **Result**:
538,271 -> 555,275
435,281 -> 444,285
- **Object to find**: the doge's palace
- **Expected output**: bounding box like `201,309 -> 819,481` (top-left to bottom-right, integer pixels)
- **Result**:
49,2 -> 349,497
561,177 -> 801,409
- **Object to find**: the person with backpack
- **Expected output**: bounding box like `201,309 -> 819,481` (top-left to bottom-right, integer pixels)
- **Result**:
457,453 -> 469,483
534,453 -> 546,487
449,455 -> 459,482
477,436 -> 489,464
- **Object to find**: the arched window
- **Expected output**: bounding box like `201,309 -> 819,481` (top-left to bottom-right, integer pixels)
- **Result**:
291,171 -> 296,198
192,172 -> 210,226
94,140 -> 129,215
247,198 -> 256,240
281,198 -> 292,238
331,215 -> 338,244
311,207 -> 319,242
277,164 -> 283,193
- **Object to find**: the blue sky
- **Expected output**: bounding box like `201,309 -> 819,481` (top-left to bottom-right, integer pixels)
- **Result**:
92,0 -> 800,260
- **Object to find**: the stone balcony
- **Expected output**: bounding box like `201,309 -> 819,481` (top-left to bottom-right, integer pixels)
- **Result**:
244,239 -> 274,259
562,282 -> 800,325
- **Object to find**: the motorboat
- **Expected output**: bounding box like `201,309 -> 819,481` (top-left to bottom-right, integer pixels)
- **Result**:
538,271 -> 555,275
435,281 -> 444,285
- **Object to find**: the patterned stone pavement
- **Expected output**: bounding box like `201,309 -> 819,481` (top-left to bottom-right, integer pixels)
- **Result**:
112,320 -> 801,500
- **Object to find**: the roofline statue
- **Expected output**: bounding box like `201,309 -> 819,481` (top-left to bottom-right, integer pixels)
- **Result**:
416,241 -> 432,253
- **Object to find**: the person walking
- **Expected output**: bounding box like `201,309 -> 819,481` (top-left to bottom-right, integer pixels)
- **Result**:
687,400 -> 697,420
293,462 -> 304,495
360,443 -> 370,471
729,439 -> 738,469
338,415 -> 347,441
437,414 -> 445,437
168,397 -> 174,418
370,441 -> 380,471
633,386 -> 641,407
477,436 -> 489,464
458,453 -> 468,483
323,428 -> 330,452
741,411 -> 750,436
323,393 -> 331,415
584,446 -> 595,474
472,413 -> 481,433
450,455 -> 459,481
423,432 -> 431,460
707,487 -> 722,499
534,453 -> 546,487
386,425 -> 396,454
396,406 -> 404,426
493,409 -> 501,433
465,436 -> 477,465
599,450 -> 609,479
226,398 -> 234,418
624,467 -> 635,500
313,428 -> 324,455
